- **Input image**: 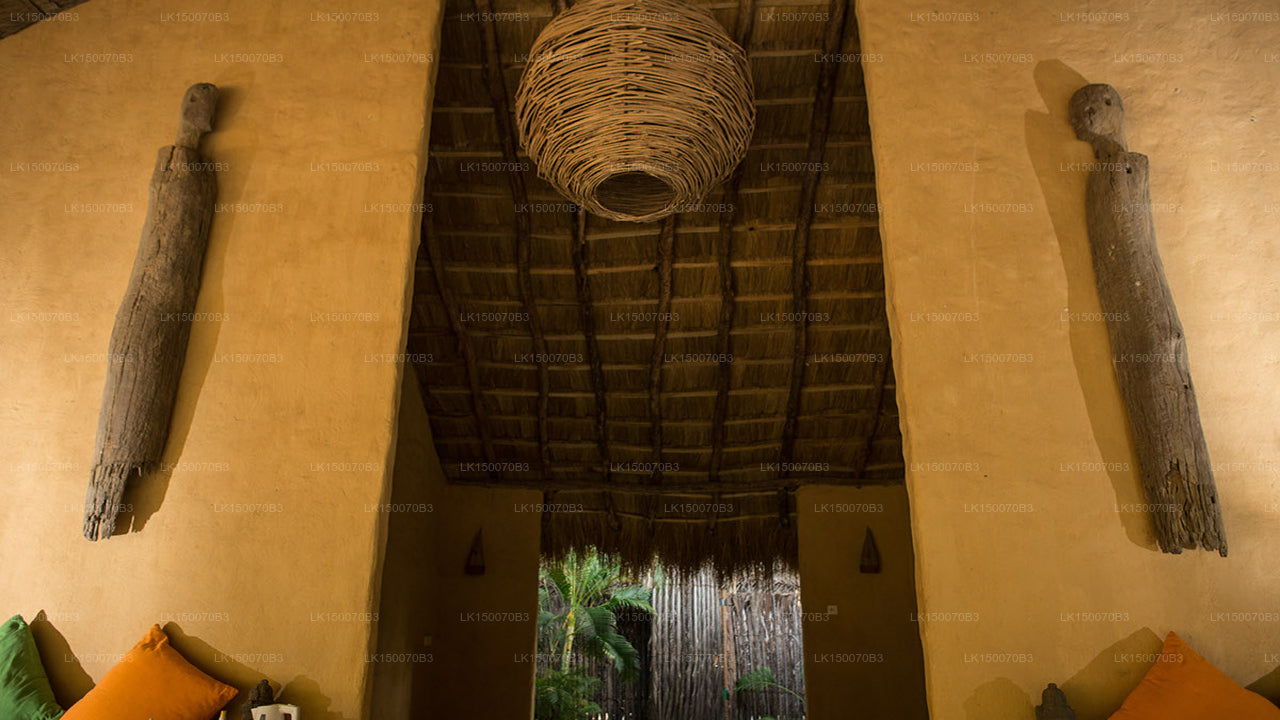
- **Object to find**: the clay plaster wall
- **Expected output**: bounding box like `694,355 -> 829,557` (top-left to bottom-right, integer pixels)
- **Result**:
798,484 -> 930,719
856,1 -> 1280,718
373,371 -> 542,719
0,1 -> 441,716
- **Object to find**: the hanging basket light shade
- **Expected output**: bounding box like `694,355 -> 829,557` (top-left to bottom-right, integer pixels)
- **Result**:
515,0 -> 756,223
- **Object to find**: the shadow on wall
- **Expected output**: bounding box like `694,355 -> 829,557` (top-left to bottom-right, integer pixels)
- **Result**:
108,83 -> 252,537
959,629 -> 1158,720
1022,59 -> 1157,553
27,614 -> 94,708
1247,661 -> 1280,701
1057,627 -> 1163,720
168,624 -> 354,720
963,677 -> 1032,720
28,614 -> 350,720
965,628 -> 1280,720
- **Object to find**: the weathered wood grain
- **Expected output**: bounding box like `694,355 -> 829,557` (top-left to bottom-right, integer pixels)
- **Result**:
649,217 -> 677,485
85,83 -> 219,540
1071,83 -> 1226,556
779,0 -> 848,479
474,0 -> 552,481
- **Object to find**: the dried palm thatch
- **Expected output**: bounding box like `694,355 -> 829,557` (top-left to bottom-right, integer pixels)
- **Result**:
515,0 -> 755,222
412,0 -> 895,575
540,489 -> 798,578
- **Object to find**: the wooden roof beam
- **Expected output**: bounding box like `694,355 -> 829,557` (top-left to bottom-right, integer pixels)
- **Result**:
428,411 -> 890,426
709,173 -> 741,482
429,220 -> 883,242
649,217 -> 677,485
472,0 -> 551,480
425,384 -> 891,400
430,290 -> 885,308
779,0 -> 849,480
428,255 -> 885,275
444,470 -> 904,493
420,179 -> 496,467
711,0 -> 754,487
571,209 -> 612,483
410,322 -> 887,343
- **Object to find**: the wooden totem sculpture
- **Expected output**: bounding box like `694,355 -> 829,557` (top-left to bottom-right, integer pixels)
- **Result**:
1070,83 -> 1226,556
84,83 -> 219,541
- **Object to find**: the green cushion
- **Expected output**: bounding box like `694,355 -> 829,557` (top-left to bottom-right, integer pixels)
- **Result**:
0,615 -> 65,720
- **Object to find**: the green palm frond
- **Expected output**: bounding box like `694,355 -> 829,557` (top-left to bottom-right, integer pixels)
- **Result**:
601,585 -> 655,615
537,548 -> 657,689
734,666 -> 778,694
734,666 -> 805,703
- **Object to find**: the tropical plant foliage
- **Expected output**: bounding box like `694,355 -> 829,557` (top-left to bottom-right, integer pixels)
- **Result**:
734,665 -> 806,719
535,548 -> 657,719
534,668 -> 603,720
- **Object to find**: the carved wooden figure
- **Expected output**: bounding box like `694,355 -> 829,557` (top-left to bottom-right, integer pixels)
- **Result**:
84,83 -> 219,541
243,679 -> 275,720
1070,83 -> 1226,556
1036,683 -> 1075,720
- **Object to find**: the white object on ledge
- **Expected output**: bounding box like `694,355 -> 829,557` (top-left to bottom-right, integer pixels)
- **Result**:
252,704 -> 301,720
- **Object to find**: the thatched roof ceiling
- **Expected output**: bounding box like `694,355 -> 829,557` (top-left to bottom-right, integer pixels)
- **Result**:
412,0 -> 900,573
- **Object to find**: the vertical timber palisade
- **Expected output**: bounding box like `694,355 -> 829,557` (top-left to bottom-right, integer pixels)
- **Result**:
84,83 -> 219,540
1070,83 -> 1226,556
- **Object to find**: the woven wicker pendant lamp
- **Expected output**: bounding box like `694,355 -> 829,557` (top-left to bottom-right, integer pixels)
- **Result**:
515,0 -> 756,223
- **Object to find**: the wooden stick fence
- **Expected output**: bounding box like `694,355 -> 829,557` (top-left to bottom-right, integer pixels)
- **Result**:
546,565 -> 806,720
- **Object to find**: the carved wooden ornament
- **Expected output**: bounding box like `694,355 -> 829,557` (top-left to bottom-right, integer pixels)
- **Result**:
859,526 -> 881,574
84,83 -> 219,540
465,530 -> 487,575
1035,683 -> 1075,720
1070,83 -> 1226,556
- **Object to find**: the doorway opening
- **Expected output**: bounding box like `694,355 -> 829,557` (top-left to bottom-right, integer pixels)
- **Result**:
381,0 -> 931,717
536,548 -> 805,720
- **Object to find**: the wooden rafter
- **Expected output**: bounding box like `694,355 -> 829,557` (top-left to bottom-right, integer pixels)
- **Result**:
417,290 -> 885,308
422,253 -> 884,277
549,0 -> 615,525
434,434 -> 901,453
410,322 -> 885,343
778,0 -> 849,479
422,178 -> 495,466
649,217 -> 677,485
446,470 -> 902,493
473,0 -> 551,480
855,326 -> 893,480
711,0 -> 756,487
572,209 -> 613,485
427,358 -> 892,373
429,411 -> 886,426
424,384 -> 890,400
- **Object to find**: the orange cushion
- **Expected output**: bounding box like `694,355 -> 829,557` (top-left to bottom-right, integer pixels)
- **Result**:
61,625 -> 236,720
1109,631 -> 1280,719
